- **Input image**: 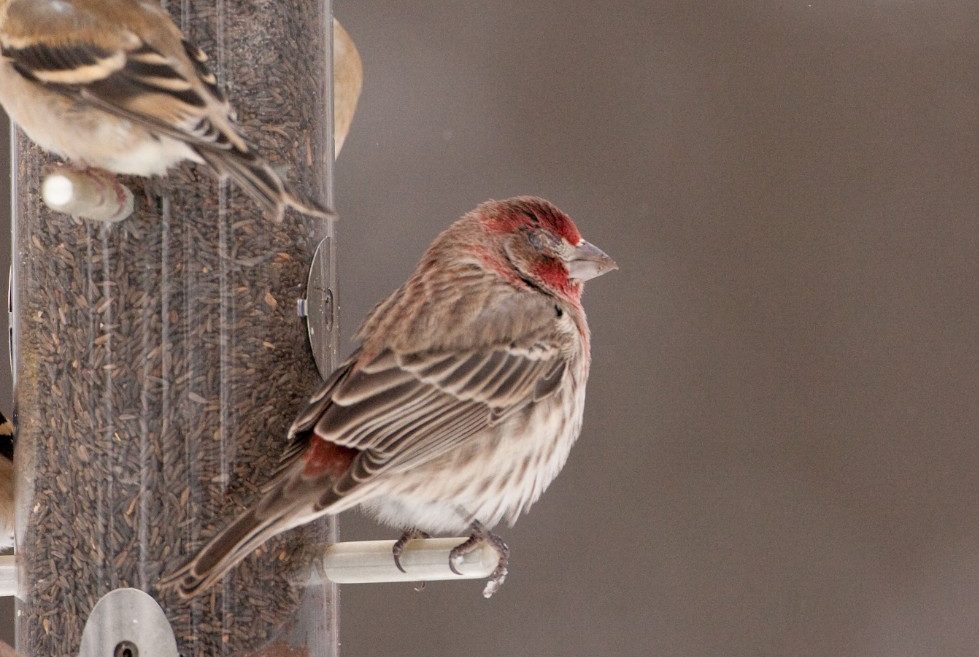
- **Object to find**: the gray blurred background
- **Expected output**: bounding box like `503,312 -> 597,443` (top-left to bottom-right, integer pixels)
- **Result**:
2,1 -> 977,656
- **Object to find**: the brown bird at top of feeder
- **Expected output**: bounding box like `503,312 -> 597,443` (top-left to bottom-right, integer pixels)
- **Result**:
0,0 -> 333,223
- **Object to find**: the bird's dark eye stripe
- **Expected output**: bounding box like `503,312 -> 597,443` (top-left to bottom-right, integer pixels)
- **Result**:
4,43 -> 112,72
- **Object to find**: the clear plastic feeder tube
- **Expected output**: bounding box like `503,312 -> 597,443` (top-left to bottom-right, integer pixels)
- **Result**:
10,1 -> 337,656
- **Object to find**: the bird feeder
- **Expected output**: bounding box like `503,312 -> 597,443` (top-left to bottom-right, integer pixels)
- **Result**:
10,1 -> 337,655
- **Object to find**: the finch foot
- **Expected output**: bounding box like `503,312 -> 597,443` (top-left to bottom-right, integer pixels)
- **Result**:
449,521 -> 509,598
392,528 -> 430,574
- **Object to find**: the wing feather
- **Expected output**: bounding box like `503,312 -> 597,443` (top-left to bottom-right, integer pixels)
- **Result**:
286,328 -> 571,503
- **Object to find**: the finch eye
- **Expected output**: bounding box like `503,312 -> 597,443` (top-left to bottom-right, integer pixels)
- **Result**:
528,230 -> 558,252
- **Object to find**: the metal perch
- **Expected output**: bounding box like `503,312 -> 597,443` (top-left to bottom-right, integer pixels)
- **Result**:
320,537 -> 498,584
0,538 -> 497,598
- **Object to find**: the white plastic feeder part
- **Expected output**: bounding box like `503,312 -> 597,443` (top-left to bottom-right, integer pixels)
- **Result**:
41,168 -> 134,223
321,537 -> 498,584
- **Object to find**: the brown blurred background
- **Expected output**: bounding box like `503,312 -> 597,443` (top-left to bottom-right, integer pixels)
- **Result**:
2,1 -> 977,656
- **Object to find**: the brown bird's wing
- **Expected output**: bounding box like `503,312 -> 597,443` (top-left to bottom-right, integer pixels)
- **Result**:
285,333 -> 570,508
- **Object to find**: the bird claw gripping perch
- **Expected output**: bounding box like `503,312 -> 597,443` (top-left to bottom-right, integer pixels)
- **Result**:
449,522 -> 510,598
317,537 -> 500,594
392,528 -> 431,574
316,529 -> 509,598
41,165 -> 134,223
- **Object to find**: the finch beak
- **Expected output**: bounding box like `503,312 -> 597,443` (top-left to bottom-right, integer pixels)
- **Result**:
566,240 -> 618,281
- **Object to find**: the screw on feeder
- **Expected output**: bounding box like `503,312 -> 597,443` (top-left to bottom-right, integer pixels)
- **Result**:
113,642 -> 138,657
77,589 -> 178,657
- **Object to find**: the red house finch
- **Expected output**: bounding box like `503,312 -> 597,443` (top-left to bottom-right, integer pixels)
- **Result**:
161,196 -> 616,597
0,0 -> 330,222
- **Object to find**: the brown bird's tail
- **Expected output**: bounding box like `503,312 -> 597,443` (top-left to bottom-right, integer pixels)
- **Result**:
195,146 -> 335,224
159,468 -> 338,599
159,508 -> 283,599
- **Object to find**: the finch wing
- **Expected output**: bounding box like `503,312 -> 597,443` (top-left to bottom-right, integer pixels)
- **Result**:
285,331 -> 570,506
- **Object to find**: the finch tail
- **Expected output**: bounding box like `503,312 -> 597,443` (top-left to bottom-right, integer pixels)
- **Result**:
158,506 -> 282,599
159,470 -> 338,599
195,146 -> 334,223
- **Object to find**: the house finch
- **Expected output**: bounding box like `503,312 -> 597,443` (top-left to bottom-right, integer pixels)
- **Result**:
0,412 -> 13,550
0,0 -> 331,222
160,196 -> 617,598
